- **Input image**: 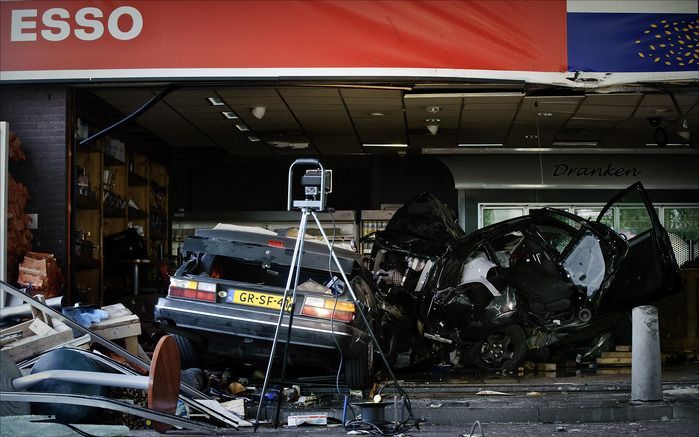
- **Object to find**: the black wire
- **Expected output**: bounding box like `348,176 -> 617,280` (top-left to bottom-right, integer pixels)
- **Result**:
326,211 -> 345,398
34,419 -> 100,437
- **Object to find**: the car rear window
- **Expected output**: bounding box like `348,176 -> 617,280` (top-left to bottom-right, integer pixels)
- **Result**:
185,253 -> 331,289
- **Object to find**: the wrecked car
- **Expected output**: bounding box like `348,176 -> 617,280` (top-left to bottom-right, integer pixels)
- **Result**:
367,182 -> 680,372
154,224 -> 377,388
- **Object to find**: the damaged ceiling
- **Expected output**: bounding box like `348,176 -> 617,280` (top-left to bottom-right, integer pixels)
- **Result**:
83,80 -> 699,156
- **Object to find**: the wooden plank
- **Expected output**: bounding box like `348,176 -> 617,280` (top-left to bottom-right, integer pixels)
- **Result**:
27,319 -> 54,337
124,336 -> 140,356
597,368 -> 632,375
0,320 -> 33,341
1,325 -> 74,361
92,322 -> 142,341
615,345 -> 631,352
601,351 -> 632,358
100,303 -> 133,319
535,362 -> 557,371
596,357 -> 632,366
92,314 -> 140,330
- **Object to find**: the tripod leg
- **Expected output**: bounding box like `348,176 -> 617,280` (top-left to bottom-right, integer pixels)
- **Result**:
310,212 -> 400,385
254,210 -> 309,431
273,210 -> 311,427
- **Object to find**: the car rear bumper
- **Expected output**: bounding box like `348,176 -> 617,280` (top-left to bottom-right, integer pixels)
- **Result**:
154,297 -> 369,356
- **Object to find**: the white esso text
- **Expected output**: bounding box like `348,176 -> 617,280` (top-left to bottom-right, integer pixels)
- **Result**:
10,6 -> 143,42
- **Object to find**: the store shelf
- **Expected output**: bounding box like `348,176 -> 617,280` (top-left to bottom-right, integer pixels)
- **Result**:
73,117 -> 169,304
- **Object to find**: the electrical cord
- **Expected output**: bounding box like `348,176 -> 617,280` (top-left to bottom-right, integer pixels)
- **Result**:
324,211 -> 421,435
326,211 -> 345,397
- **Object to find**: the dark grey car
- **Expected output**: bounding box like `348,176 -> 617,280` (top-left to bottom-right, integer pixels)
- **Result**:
154,225 -> 377,388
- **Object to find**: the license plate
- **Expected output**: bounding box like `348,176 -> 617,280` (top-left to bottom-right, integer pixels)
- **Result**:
227,289 -> 291,311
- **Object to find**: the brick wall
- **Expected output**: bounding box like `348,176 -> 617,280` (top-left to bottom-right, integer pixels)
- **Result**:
1,84 -> 68,274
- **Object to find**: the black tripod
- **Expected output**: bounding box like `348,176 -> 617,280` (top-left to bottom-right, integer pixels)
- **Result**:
253,159 -> 412,432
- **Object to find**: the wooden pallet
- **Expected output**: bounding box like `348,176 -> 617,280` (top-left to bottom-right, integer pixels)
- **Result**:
0,316 -> 74,362
90,303 -> 149,362
597,347 -> 632,367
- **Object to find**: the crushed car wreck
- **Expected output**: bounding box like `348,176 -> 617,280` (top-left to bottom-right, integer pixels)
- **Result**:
154,224 -> 378,388
367,182 -> 681,372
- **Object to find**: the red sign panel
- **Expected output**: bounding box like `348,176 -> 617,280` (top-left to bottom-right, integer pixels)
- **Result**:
1,0 -> 566,75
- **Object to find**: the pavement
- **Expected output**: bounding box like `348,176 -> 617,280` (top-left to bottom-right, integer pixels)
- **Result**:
132,362 -> 699,436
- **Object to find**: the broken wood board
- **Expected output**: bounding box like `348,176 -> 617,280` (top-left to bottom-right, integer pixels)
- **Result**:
90,304 -> 141,341
535,362 -> 557,371
597,368 -> 632,375
596,356 -> 632,366
1,318 -> 74,361
601,351 -> 632,358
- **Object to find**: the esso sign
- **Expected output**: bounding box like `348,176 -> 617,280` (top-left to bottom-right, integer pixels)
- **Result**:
11,6 -> 143,42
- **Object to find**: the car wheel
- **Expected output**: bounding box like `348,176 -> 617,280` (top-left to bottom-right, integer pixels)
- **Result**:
470,325 -> 526,372
345,340 -> 374,389
172,333 -> 202,369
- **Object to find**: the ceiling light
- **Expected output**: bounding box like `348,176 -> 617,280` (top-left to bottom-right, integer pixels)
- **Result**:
457,143 -> 503,147
235,123 -> 250,131
251,106 -> 266,120
363,143 -> 408,148
425,118 -> 441,123
405,92 -> 523,99
369,112 -> 385,117
537,112 -> 553,117
645,143 -> 688,147
222,111 -> 239,119
524,134 -> 538,140
247,135 -> 261,142
270,141 -> 309,149
207,97 -> 224,106
426,106 -> 441,114
426,124 -> 439,135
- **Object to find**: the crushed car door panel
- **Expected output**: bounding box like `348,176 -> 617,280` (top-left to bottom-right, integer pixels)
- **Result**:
598,182 -> 680,306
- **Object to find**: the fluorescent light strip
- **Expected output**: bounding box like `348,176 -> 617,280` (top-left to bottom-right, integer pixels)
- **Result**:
247,135 -> 261,142
363,143 -> 408,148
222,111 -> 238,119
207,97 -> 224,106
235,124 -> 250,132
552,141 -> 599,146
405,92 -> 524,99
645,143 -> 689,147
458,143 -> 503,147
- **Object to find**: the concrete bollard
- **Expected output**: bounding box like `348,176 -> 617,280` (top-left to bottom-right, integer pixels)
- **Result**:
631,305 -> 662,402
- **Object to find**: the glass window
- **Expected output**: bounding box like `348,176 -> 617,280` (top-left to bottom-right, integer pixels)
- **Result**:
618,208 -> 653,239
663,207 -> 699,265
482,208 -> 525,227
534,225 -> 574,254
575,207 -> 614,228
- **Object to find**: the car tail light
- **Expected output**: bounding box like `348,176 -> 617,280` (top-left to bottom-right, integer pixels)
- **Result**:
169,278 -> 216,302
300,296 -> 355,322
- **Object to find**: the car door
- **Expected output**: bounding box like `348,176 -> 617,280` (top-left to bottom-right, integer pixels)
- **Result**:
597,182 -> 680,307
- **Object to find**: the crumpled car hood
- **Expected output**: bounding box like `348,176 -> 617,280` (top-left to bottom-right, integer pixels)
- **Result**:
379,192 -> 465,255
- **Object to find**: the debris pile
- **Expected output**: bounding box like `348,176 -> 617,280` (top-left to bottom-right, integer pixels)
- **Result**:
17,252 -> 64,298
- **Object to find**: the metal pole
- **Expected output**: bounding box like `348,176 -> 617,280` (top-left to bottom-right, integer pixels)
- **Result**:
631,305 -> 662,402
254,209 -> 309,430
0,121 -> 9,308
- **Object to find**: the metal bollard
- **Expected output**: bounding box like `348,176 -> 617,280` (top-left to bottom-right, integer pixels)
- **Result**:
631,305 -> 662,402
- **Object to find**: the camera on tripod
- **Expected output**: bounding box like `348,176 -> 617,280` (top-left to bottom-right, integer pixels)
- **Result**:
288,159 -> 332,211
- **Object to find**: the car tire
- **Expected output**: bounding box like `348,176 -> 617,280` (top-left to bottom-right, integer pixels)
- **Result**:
470,324 -> 527,372
172,333 -> 202,369
345,340 -> 373,389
